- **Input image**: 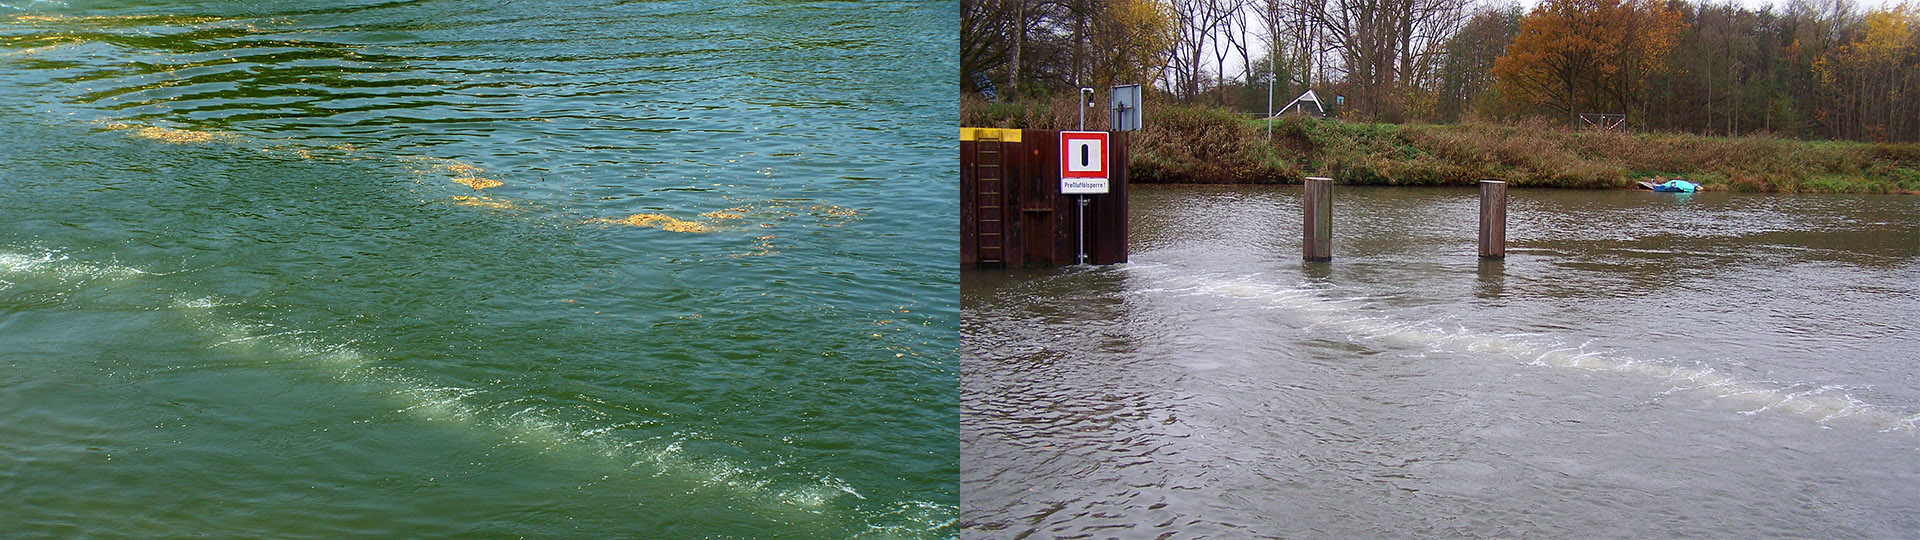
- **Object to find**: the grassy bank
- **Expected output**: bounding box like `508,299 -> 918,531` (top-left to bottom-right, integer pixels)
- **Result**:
962,96 -> 1920,194
963,95 -> 1297,183
1276,118 -> 1920,193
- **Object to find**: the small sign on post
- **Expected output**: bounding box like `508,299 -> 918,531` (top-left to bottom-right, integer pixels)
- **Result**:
1110,84 -> 1141,132
1061,130 -> 1110,266
1059,131 -> 1109,195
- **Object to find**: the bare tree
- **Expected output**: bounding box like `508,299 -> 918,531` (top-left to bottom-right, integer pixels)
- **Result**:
1166,0 -> 1241,101
961,0 -> 1017,95
1310,0 -> 1465,119
1210,0 -> 1251,105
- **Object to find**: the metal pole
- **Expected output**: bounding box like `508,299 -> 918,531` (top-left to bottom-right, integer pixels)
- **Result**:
1266,33 -> 1274,143
1079,87 -> 1093,131
1077,88 -> 1093,265
1077,196 -> 1088,265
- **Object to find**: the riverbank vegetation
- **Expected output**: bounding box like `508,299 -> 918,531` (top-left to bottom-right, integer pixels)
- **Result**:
962,96 -> 1920,193
1279,115 -> 1920,193
962,0 -> 1920,193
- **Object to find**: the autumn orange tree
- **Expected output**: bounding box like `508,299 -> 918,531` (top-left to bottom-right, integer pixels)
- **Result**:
1491,0 -> 1684,122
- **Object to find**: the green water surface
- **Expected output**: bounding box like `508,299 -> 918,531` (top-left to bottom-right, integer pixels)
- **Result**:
0,1 -> 956,538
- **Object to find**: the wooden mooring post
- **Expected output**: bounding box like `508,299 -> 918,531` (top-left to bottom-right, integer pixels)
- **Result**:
1479,179 -> 1506,258
1303,177 -> 1333,261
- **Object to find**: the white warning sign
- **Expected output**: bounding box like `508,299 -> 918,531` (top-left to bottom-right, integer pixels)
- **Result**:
1059,131 -> 1109,195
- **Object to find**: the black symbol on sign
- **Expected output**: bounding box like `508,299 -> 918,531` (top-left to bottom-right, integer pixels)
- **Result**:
1081,144 -> 1090,167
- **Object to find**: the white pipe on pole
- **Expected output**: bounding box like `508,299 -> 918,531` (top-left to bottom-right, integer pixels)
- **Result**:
1265,28 -> 1275,142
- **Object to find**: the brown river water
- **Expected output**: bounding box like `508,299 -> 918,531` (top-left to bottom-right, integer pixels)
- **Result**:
963,185 -> 1920,538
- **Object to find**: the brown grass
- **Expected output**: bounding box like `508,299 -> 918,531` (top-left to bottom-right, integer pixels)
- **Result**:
962,99 -> 1919,193
1269,115 -> 1919,192
962,95 -> 1297,184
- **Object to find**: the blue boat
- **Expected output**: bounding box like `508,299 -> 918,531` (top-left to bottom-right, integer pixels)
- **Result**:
1640,179 -> 1700,192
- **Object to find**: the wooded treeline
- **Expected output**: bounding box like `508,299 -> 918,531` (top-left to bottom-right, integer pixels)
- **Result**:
962,0 -> 1920,142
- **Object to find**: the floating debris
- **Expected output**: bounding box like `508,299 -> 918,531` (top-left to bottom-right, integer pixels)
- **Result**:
451,176 -> 504,189
440,162 -> 482,176
746,234 -> 778,256
451,196 -> 514,210
404,158 -> 505,189
700,207 -> 751,220
808,205 -> 858,218
135,126 -> 217,143
6,14 -> 229,25
427,161 -> 503,189
104,123 -> 224,144
806,205 -> 860,227
593,214 -> 711,233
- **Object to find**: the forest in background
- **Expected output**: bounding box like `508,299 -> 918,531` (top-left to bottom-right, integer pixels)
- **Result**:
962,0 -> 1920,143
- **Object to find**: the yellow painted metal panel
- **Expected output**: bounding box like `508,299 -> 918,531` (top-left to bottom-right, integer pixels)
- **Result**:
960,127 -> 1021,143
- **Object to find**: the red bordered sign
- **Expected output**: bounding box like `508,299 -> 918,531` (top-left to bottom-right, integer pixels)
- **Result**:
1059,131 -> 1109,194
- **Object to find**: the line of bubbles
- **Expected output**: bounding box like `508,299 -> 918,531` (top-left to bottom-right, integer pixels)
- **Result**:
0,246 -> 955,537
1128,264 -> 1920,435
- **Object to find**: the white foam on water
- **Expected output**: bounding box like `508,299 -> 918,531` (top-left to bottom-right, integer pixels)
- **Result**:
172,296 -> 229,309
0,249 -> 148,281
854,499 -> 960,540
6,247 -> 950,535
162,294 -> 864,518
1138,268 -> 1920,434
0,250 -> 53,272
0,1 -> 71,13
0,249 -> 154,300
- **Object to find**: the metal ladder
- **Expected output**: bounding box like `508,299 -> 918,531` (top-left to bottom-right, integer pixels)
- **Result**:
972,135 -> 1006,265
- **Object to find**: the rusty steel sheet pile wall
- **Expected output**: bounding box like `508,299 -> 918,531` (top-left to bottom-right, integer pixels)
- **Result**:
960,128 -> 1127,267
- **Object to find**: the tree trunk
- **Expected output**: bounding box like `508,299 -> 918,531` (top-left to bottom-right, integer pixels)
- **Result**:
1010,0 -> 1025,100
1072,3 -> 1085,87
